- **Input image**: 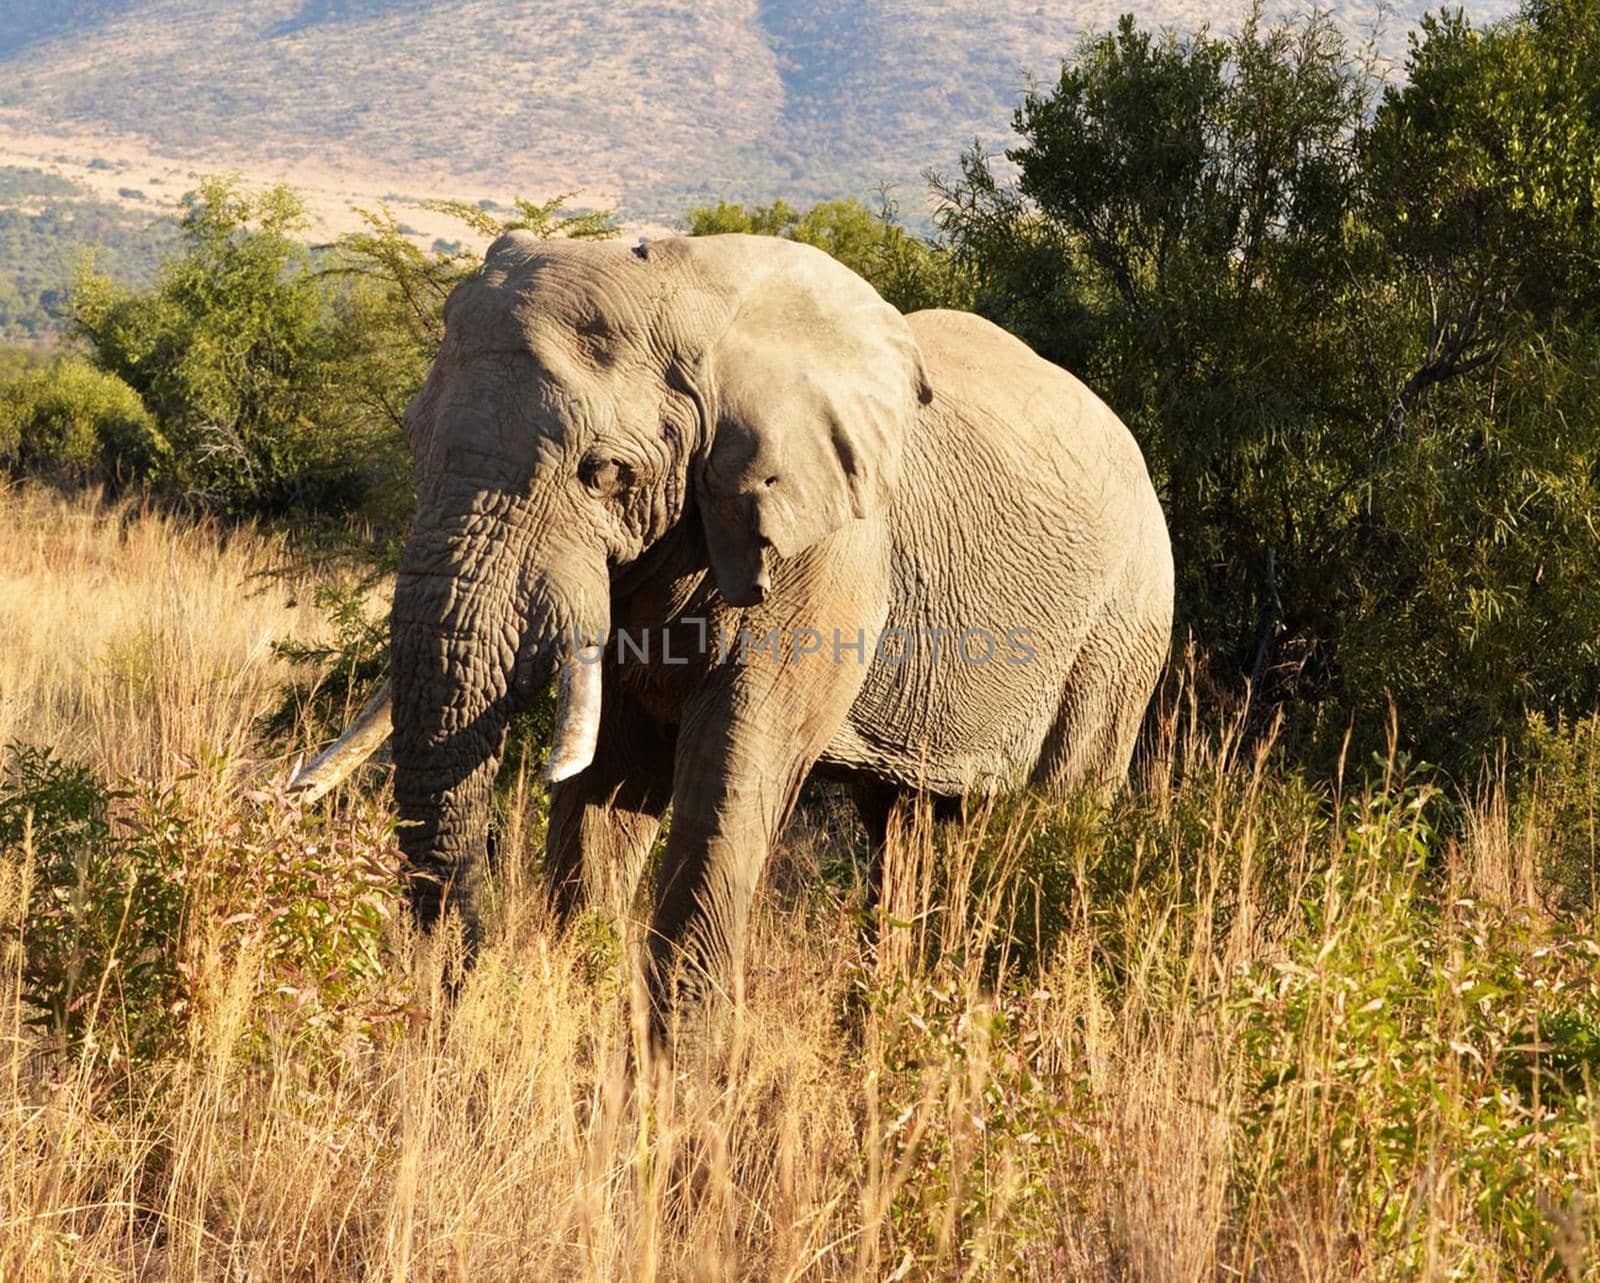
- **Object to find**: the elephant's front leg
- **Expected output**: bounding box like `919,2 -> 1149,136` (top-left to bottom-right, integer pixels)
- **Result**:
645,574 -> 883,1044
545,680 -> 676,926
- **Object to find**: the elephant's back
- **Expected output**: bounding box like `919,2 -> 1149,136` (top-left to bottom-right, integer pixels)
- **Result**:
821,309 -> 1170,793
903,308 -> 1166,574
904,310 -> 1153,495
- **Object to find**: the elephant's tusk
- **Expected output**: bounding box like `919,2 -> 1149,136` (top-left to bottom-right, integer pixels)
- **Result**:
544,645 -> 603,783
287,680 -> 393,803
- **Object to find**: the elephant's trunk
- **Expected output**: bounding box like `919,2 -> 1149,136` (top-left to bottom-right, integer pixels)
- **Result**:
389,504 -> 608,940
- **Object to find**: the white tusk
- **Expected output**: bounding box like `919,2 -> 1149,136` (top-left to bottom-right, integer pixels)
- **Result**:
287,680 -> 393,803
543,646 -> 603,783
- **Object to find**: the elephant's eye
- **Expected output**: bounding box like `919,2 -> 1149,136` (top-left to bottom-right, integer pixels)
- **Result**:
579,455 -> 632,497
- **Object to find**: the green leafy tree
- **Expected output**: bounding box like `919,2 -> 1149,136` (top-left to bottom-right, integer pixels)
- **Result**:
932,1 -> 1600,771
1350,0 -> 1600,756
1366,0 -> 1600,418
69,178 -> 352,516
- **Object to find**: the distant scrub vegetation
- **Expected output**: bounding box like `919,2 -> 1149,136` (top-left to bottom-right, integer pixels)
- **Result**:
2,0 -> 1597,787
0,166 -> 177,340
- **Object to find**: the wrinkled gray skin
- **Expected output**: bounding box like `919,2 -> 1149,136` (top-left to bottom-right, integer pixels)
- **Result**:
392,232 -> 1173,1038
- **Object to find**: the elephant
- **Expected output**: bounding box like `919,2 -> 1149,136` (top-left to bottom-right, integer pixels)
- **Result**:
292,231 -> 1174,1038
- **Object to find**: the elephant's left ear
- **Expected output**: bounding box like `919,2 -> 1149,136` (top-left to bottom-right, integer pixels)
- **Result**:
692,240 -> 934,607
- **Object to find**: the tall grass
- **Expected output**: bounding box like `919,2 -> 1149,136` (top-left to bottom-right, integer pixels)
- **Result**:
0,485 -> 1594,1280
0,484 -> 335,781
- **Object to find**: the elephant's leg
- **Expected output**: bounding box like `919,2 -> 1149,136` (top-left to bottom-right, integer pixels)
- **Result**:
1032,593 -> 1168,796
645,608 -> 882,1044
644,707 -> 826,1040
852,785 -> 966,912
851,780 -> 903,911
545,683 -> 676,926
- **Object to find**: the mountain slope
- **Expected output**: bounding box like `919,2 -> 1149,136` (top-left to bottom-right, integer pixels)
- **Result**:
0,0 -> 1519,221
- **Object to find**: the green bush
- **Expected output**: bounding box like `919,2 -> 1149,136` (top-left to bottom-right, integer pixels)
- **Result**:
69,178 -> 369,518
1234,778 -> 1600,1274
0,746 -> 179,1066
0,356 -> 166,483
0,744 -> 402,1071
1516,712 -> 1600,912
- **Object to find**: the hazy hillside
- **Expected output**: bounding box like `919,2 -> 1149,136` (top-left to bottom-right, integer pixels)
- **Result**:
0,0 -> 1518,221
0,165 -> 176,339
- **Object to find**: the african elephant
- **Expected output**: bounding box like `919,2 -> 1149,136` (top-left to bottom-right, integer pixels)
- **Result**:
294,232 -> 1173,1036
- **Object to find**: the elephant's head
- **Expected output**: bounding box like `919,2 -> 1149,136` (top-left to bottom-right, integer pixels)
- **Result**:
328,233 -> 932,929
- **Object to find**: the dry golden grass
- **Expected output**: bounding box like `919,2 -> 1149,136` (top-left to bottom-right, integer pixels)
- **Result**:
0,483 -> 333,782
0,485 -> 1594,1281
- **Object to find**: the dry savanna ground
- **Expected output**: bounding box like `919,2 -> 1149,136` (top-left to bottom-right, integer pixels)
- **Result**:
0,484 -> 1595,1280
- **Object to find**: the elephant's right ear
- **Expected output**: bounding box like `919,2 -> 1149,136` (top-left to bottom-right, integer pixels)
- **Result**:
684,237 -> 933,607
